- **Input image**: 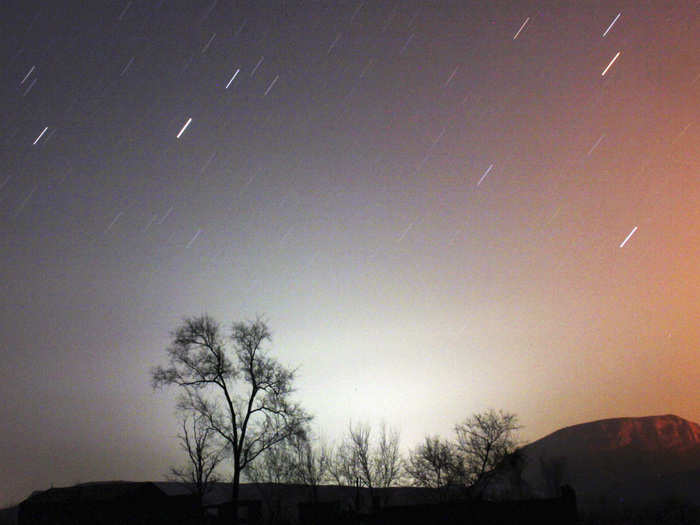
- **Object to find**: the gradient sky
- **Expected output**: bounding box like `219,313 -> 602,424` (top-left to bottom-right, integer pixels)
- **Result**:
1,0 -> 698,508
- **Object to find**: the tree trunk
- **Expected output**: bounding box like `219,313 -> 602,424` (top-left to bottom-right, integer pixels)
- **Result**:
311,483 -> 318,505
197,492 -> 204,524
369,485 -> 377,512
231,468 -> 240,525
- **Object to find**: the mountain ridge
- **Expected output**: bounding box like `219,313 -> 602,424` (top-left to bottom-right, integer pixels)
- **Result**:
515,414 -> 700,506
529,414 -> 700,453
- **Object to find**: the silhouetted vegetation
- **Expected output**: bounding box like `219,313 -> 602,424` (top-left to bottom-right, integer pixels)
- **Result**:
403,410 -> 521,501
169,412 -> 225,515
405,436 -> 463,501
455,409 -> 521,497
245,434 -> 330,522
12,317 -> 693,524
288,434 -> 330,504
152,315 -> 312,523
328,422 -> 402,509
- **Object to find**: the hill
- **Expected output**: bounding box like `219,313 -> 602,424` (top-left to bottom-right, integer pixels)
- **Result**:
516,415 -> 700,508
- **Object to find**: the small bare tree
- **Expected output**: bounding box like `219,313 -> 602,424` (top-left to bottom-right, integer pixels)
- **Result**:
375,424 -> 402,482
329,431 -> 364,510
405,436 -> 462,501
169,412 -> 224,512
329,422 -> 402,510
244,432 -> 329,521
454,409 -> 521,497
152,315 -> 312,524
244,442 -> 297,485
245,444 -> 297,525
350,423 -> 374,498
373,423 -> 402,506
289,434 -> 329,503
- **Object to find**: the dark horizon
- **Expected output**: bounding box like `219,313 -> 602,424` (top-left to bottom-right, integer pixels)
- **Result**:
1,0 -> 698,509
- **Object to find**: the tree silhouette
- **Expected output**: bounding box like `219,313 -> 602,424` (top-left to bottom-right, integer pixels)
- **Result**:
455,409 -> 521,497
375,423 -> 402,485
245,443 -> 297,525
289,433 -> 330,504
169,412 -> 224,515
405,436 -> 463,502
152,315 -> 311,524
329,422 -> 402,510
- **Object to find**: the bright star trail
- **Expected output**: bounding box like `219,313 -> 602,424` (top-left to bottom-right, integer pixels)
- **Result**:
602,13 -> 621,37
176,117 -> 192,139
601,51 -> 621,76
225,68 -> 240,88
477,164 -> 493,186
1,1 -> 697,508
32,126 -> 47,144
513,17 -> 530,40
619,226 -> 638,248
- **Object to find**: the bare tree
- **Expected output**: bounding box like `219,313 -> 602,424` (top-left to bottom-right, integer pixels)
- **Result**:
152,315 -> 312,524
245,444 -> 297,525
169,412 -> 224,513
405,436 -> 463,501
454,409 -> 521,497
244,442 -> 297,485
289,434 -> 329,504
373,423 -> 402,506
350,422 -> 374,499
485,448 -> 529,500
244,432 -> 329,522
328,431 -> 363,510
328,422 -> 403,510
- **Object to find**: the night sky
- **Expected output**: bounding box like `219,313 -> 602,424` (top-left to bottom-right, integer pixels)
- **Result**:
1,0 -> 698,507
